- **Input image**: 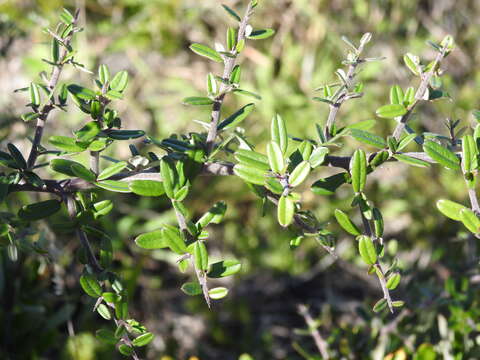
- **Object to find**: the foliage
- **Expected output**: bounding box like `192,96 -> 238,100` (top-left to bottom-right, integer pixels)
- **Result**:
1,1 -> 480,359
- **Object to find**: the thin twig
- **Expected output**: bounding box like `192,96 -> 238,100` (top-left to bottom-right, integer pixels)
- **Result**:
324,38 -> 368,140
392,47 -> 447,140
359,209 -> 394,313
7,150 -> 456,195
26,9 -> 81,169
297,304 -> 330,359
66,195 -> 103,273
205,1 -> 255,155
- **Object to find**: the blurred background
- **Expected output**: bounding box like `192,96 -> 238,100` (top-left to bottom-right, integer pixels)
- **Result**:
1,0 -> 480,359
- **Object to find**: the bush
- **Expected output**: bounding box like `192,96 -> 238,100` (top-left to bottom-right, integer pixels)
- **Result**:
1,1 -> 479,359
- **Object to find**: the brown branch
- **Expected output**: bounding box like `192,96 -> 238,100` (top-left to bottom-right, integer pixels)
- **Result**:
205,2 -> 255,155
392,47 -> 447,140
324,37 -> 369,140
6,151 -> 454,195
26,10 -> 81,169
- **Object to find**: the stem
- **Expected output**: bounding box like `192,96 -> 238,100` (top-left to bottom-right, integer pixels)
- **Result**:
324,39 -> 369,140
359,209 -> 394,313
26,9 -> 81,169
468,187 -> 480,214
297,304 -> 330,359
7,151 -> 456,195
392,47 -> 447,140
66,195 -> 103,273
205,1 -> 254,155
171,199 -> 211,307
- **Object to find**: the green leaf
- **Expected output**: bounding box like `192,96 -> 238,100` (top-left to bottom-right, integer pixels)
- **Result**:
207,259 -> 241,278
267,141 -> 285,174
460,208 -> 480,234
0,151 -> 17,169
462,134 -> 477,173
372,208 -> 384,238
110,70 -> 129,92
107,130 -> 145,140
309,147 -> 329,168
118,344 -> 133,356
189,43 -> 223,63
93,200 -> 113,217
393,154 -> 430,167
96,329 -> 117,345
97,161 -> 128,181
21,112 -> 40,122
436,199 -> 466,221
207,73 -> 217,95
51,38 -> 59,63
311,173 -> 349,196
160,157 -> 176,199
375,104 -> 407,118
196,201 -> 227,229
162,225 -> 187,254
397,133 -> 417,151
350,149 -> 367,193
358,235 -> 377,265
29,82 -> 41,106
221,4 -> 241,21
132,332 -> 154,347
181,282 -> 202,296
60,8 -> 74,24
74,121 -> 101,142
135,230 -> 167,249
373,298 -> 388,313
233,164 -> 266,185
350,129 -> 387,148
79,273 -> 102,297
18,199 -> 61,221
390,85 -> 404,105
234,149 -> 270,171
71,163 -> 96,182
94,180 -> 131,193
423,140 -> 460,170
247,28 -> 276,40
98,64 -> 110,84
217,103 -> 255,130
49,135 -> 87,152
404,53 -> 420,76
277,195 -> 295,227
271,114 -> 288,154
7,143 -> 27,169
67,84 -> 96,101
97,304 -> 111,320
208,287 -> 229,300
182,96 -> 214,106
193,241 -> 208,270
51,159 -> 80,177
227,27 -> 236,50
230,65 -> 241,84
386,273 -> 401,290
289,161 -> 311,187
334,209 -> 360,235
129,180 -> 165,196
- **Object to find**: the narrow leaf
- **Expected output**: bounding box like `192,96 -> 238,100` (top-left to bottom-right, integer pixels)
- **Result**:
190,43 -> 223,63
350,149 -> 367,193
277,195 -> 295,227
334,209 -> 360,235
423,140 -> 460,170
217,103 -> 255,130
